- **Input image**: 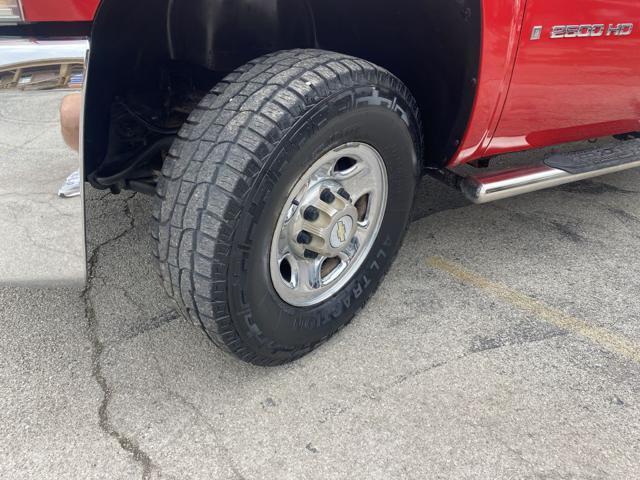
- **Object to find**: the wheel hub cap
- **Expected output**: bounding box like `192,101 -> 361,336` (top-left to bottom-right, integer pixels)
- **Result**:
287,184 -> 359,258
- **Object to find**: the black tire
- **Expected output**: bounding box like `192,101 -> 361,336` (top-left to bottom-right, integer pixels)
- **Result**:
152,49 -> 422,365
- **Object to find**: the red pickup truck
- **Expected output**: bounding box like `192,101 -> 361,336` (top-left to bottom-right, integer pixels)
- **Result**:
1,0 -> 639,364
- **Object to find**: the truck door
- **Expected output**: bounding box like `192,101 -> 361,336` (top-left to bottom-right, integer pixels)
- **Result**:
486,0 -> 640,155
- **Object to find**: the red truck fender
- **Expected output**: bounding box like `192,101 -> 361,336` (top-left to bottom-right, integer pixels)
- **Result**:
85,0 -> 482,178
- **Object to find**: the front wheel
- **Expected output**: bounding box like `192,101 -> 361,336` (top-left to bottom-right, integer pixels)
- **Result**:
153,49 -> 423,365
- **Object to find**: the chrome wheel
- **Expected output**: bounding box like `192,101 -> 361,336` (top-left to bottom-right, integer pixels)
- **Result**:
270,142 -> 388,307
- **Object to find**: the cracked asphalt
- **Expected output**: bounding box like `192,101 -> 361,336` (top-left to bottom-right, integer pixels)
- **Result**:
2,97 -> 640,479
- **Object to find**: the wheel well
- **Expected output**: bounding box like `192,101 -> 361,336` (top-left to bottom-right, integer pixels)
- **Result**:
85,0 -> 480,186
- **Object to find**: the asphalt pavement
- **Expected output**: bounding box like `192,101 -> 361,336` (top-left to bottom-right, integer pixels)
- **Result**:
2,105 -> 640,478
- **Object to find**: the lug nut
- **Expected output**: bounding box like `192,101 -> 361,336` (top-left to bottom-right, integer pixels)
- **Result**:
320,188 -> 335,204
304,249 -> 319,259
303,206 -> 319,222
337,188 -> 351,201
297,231 -> 312,245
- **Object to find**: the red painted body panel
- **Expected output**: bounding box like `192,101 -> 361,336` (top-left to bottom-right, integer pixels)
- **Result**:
21,0 -> 98,22
485,0 -> 640,158
453,0 -> 640,166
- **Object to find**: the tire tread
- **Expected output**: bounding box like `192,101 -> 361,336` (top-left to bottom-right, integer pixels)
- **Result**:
152,49 -> 422,365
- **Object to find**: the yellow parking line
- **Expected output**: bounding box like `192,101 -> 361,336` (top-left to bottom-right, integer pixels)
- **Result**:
426,256 -> 640,363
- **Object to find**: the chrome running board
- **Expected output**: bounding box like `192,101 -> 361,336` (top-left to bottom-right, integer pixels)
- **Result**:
458,139 -> 640,204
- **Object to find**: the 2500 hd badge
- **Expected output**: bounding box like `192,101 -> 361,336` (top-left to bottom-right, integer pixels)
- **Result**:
531,23 -> 634,40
